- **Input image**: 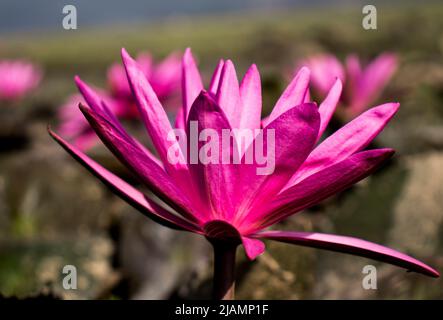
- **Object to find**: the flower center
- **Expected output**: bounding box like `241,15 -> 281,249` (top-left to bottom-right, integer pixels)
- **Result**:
203,220 -> 242,245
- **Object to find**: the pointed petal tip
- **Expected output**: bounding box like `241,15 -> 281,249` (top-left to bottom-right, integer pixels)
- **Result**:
78,102 -> 89,112
363,148 -> 395,162
242,237 -> 266,260
223,59 -> 235,70
121,47 -> 129,58
74,75 -> 85,88
248,63 -> 259,73
121,48 -> 135,66
183,47 -> 194,61
371,102 -> 400,118
333,77 -> 343,89
74,76 -> 95,97
422,266 -> 440,278
297,66 -> 311,76
48,126 -> 63,143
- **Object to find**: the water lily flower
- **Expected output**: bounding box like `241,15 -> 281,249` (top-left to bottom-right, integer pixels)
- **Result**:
301,53 -> 397,117
57,52 -> 181,151
0,60 -> 41,101
49,48 -> 438,300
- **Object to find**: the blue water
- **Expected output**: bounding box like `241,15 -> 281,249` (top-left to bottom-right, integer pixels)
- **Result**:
0,0 -> 410,34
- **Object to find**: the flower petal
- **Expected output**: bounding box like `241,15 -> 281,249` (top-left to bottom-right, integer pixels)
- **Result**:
264,67 -> 310,126
239,64 -> 262,131
287,102 -> 399,186
242,237 -> 265,260
182,48 -> 204,123
48,128 -> 201,233
317,78 -> 342,141
247,148 -> 394,232
209,59 -> 224,94
253,231 -> 439,278
187,91 -> 239,221
216,60 -> 241,128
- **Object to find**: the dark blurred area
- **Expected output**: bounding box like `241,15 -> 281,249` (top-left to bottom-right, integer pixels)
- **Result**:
0,1 -> 443,299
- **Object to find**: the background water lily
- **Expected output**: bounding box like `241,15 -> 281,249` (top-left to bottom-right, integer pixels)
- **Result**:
300,53 -> 397,118
0,60 -> 41,102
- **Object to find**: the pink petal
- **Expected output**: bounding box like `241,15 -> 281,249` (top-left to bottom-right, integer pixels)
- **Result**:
186,91 -> 239,221
79,103 -> 203,223
209,59 -> 224,94
239,64 -> 262,131
216,60 -> 241,128
317,78 -> 342,141
182,48 -> 204,124
264,67 -> 310,126
48,128 -> 202,233
235,103 -> 320,227
242,237 -> 265,260
174,106 -> 185,130
253,231 -> 439,278
121,48 -> 187,174
247,149 -> 394,233
287,102 -> 399,186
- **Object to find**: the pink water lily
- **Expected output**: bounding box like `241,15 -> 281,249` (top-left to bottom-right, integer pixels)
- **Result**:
49,48 -> 438,299
0,60 -> 41,101
301,52 -> 397,117
57,52 -> 181,151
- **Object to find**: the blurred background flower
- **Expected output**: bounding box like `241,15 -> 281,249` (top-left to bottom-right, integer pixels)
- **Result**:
300,52 -> 397,118
0,60 -> 41,102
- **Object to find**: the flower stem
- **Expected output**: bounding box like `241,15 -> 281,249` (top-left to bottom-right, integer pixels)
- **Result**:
211,241 -> 238,300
